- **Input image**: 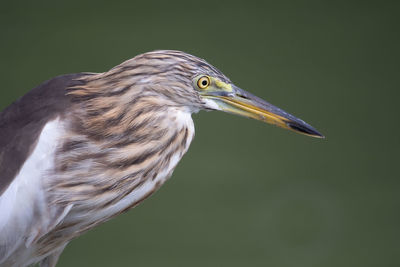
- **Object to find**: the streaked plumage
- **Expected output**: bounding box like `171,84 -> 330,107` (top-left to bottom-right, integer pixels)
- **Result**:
0,50 -> 323,267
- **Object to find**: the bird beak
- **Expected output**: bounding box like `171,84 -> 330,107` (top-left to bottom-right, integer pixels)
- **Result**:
208,85 -> 324,138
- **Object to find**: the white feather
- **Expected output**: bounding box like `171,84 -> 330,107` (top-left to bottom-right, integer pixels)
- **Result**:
202,98 -> 221,111
0,118 -> 66,266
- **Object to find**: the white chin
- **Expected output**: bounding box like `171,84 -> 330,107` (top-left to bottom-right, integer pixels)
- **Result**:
202,98 -> 221,111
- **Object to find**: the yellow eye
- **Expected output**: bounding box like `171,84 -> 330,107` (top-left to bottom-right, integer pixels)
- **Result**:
197,76 -> 210,89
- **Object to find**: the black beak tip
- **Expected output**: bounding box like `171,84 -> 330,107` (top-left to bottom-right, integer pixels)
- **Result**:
287,121 -> 325,139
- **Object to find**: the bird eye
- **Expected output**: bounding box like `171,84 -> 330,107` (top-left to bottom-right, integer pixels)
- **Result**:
197,76 -> 210,89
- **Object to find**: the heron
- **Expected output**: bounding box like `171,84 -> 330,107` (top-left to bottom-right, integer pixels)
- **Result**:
0,50 -> 323,267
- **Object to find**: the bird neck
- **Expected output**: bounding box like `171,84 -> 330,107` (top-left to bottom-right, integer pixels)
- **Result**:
47,101 -> 195,232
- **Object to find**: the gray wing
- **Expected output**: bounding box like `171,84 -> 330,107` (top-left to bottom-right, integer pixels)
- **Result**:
0,73 -> 91,195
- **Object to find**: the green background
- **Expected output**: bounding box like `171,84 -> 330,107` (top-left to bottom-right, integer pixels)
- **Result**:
1,1 -> 399,266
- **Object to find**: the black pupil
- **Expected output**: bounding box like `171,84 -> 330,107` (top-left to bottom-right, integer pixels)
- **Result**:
201,79 -> 208,86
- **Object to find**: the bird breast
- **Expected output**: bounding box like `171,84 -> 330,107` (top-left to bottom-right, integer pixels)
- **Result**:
38,107 -> 195,246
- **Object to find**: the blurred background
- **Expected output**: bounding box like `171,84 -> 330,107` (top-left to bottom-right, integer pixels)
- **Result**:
0,1 -> 399,266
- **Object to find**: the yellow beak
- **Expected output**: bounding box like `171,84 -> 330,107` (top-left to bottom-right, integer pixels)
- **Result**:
207,85 -> 324,138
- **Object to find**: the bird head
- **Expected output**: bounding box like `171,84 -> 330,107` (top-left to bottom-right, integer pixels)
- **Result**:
136,50 -> 323,138
71,50 -> 323,138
